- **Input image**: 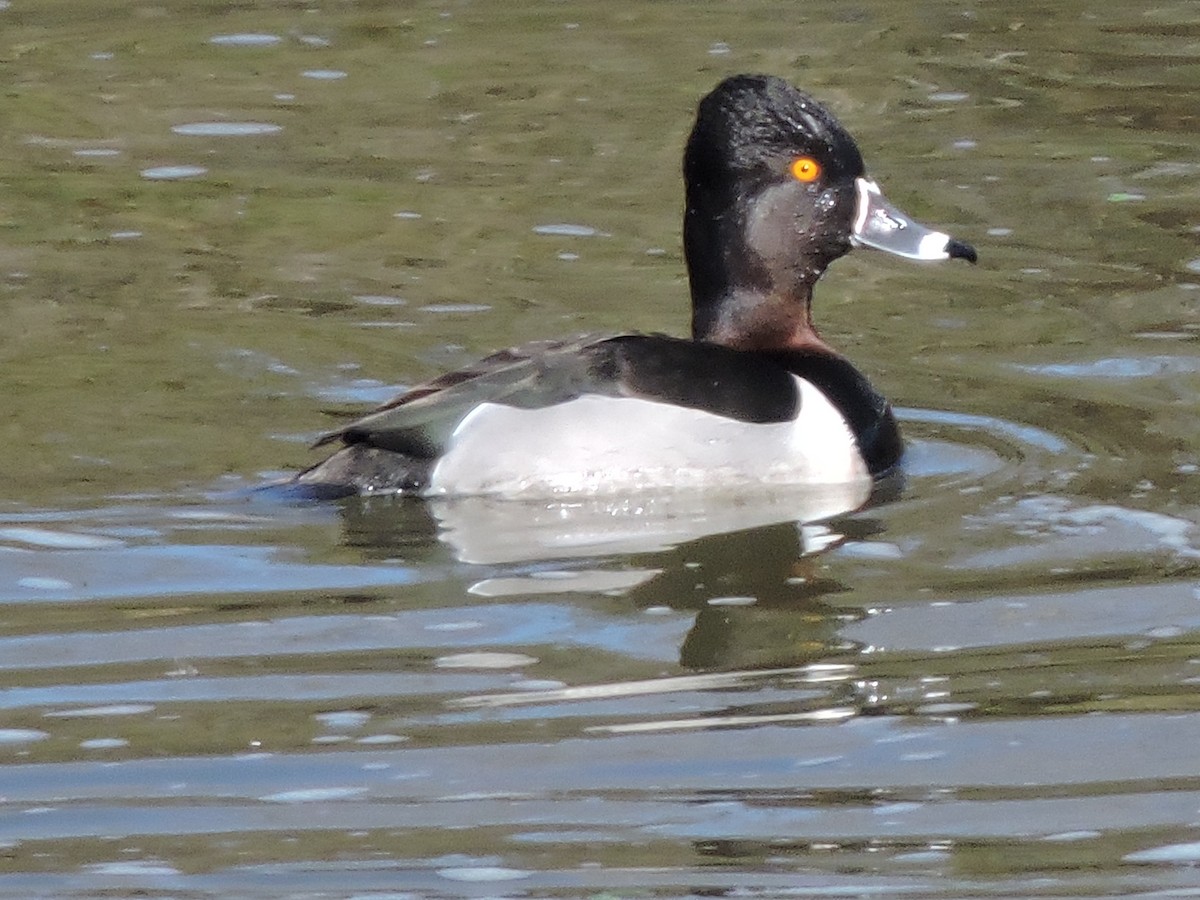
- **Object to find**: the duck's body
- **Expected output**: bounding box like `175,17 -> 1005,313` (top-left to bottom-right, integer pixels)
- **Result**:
296,75 -> 975,498
299,333 -> 900,496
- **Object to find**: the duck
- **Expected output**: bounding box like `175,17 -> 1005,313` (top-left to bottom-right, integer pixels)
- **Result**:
294,74 -> 976,498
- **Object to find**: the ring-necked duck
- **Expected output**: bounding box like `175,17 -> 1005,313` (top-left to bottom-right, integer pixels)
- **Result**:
295,74 -> 976,498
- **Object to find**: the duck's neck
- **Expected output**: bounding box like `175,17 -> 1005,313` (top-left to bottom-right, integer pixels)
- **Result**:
684,184 -> 837,353
685,236 -> 832,354
691,283 -> 831,352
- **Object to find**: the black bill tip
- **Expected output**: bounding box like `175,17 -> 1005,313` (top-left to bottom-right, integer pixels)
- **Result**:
946,238 -> 978,264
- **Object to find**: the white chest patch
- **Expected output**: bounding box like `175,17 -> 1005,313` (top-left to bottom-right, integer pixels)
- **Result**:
426,376 -> 869,497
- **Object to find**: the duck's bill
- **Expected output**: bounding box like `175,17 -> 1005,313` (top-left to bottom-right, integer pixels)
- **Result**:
850,177 -> 977,263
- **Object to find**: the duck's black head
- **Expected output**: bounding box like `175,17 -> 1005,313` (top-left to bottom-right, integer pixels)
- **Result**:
683,75 -> 975,350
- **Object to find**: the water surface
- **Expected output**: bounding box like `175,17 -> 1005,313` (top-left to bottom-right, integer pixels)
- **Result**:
2,1 -> 1200,897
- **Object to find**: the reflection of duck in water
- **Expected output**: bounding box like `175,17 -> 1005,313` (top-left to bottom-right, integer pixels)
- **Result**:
296,75 -> 975,499
616,516 -> 883,670
340,494 -> 880,672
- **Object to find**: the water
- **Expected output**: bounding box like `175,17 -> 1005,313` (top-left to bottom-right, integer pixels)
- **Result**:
2,0 -> 1200,897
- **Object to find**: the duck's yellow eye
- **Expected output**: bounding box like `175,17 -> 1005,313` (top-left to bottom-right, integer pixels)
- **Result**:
790,157 -> 822,183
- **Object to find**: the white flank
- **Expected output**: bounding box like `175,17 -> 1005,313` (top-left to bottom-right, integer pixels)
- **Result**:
425,376 -> 870,498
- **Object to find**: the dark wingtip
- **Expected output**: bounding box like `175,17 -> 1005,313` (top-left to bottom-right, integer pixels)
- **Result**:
310,430 -> 343,449
947,238 -> 978,264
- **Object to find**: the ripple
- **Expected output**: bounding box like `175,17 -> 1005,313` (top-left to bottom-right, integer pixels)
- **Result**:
469,570 -> 656,597
172,122 -> 282,136
209,33 -> 281,46
898,407 -> 1072,454
437,867 -> 530,882
352,294 -> 406,307
898,434 -> 1005,481
532,223 -> 599,237
140,165 -> 207,181
1014,355 -> 1200,379
425,620 -> 484,632
991,498 -> 1200,560
419,303 -> 491,314
302,69 -> 348,80
1125,841 -> 1200,864
0,527 -> 121,549
837,541 -> 905,560
17,576 -> 73,590
707,595 -> 756,607
86,861 -> 181,876
80,738 -> 129,750
261,786 -> 368,803
45,704 -> 154,718
312,379 -> 405,405
315,711 -> 370,730
434,652 -> 538,670
900,750 -> 947,762
355,733 -> 408,745
0,729 -> 48,744
1044,830 -> 1102,842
